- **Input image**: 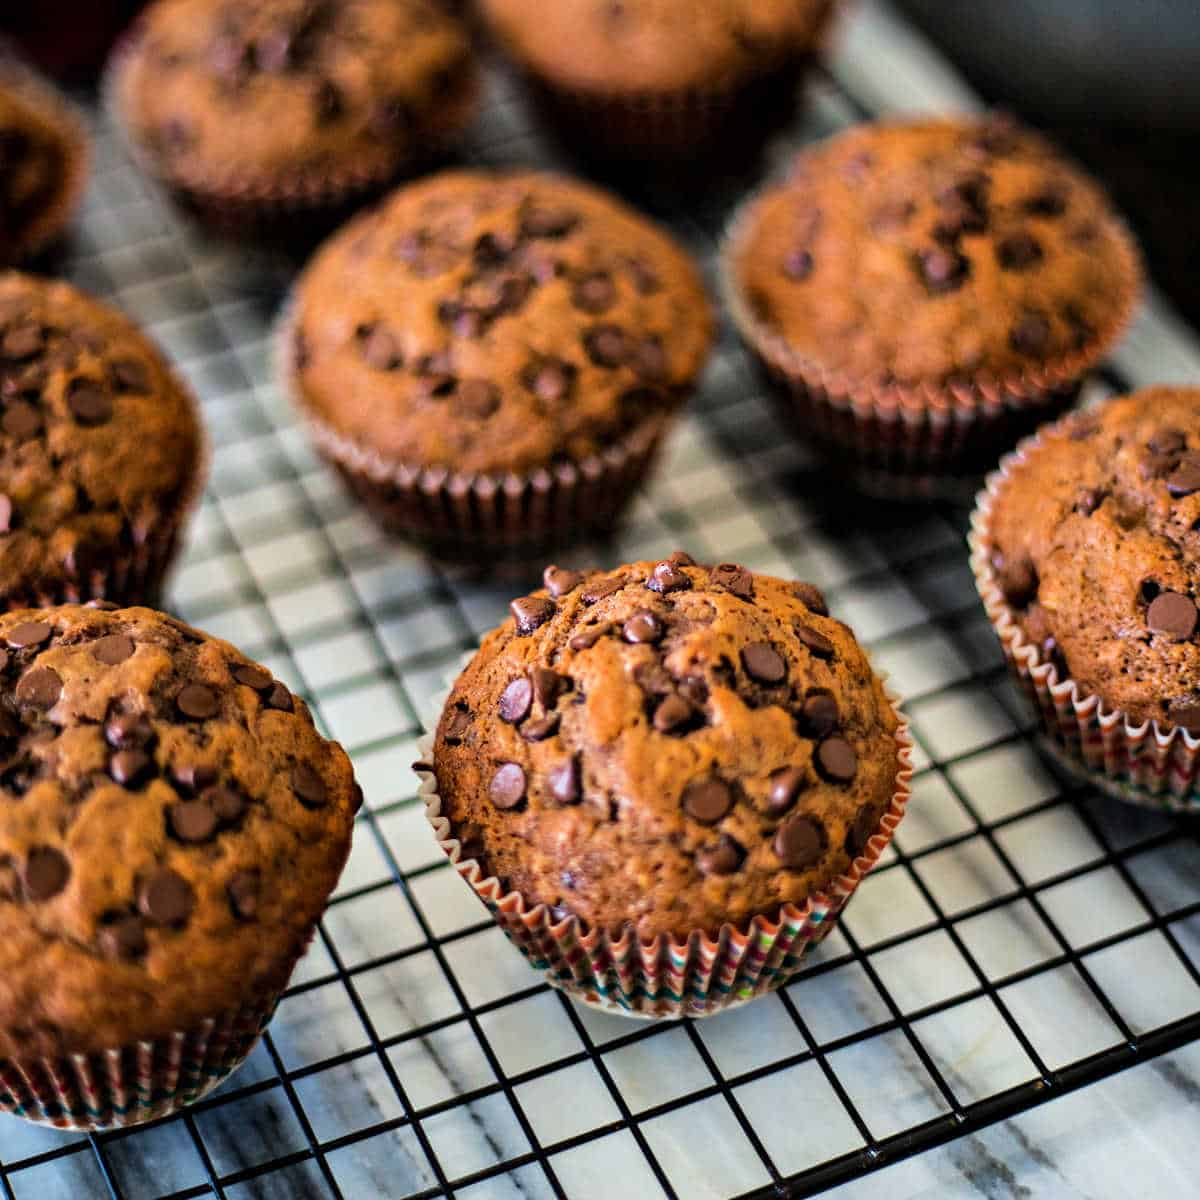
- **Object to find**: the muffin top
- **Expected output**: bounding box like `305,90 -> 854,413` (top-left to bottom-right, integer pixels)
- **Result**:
0,604 -> 359,1059
0,273 -> 202,603
116,0 -> 475,191
985,388 -> 1200,732
479,0 -> 836,93
0,61 -> 87,263
729,116 -> 1140,390
432,554 -> 901,939
288,170 -> 713,475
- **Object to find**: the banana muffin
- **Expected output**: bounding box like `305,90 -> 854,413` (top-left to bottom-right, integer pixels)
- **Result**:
109,0 -> 479,234
0,603 -> 360,1128
425,555 -> 909,1015
0,272 -> 204,609
282,170 -> 713,558
725,115 -> 1142,490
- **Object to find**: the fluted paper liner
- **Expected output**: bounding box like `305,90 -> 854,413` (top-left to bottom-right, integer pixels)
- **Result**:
970,420 -> 1200,811
417,685 -> 911,1019
719,166 -> 1142,496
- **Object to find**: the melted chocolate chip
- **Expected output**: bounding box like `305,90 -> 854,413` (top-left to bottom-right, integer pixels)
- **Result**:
490,762 -> 527,810
774,815 -> 825,869
816,737 -> 858,783
799,689 -> 839,738
646,560 -> 692,594
110,749 -> 154,787
622,610 -> 663,644
1147,591 -> 1198,639
741,642 -> 787,684
581,575 -> 625,604
548,756 -> 581,805
794,624 -> 834,659
291,764 -> 328,808
205,785 -> 246,825
682,778 -> 733,824
709,563 -> 753,600
569,623 -> 611,651
1009,311 -> 1051,356
917,246 -> 970,294
782,248 -> 814,281
653,693 -> 696,734
227,870 -> 261,920
266,681 -> 294,712
521,206 -> 578,239
543,565 -> 582,597
766,766 -> 807,816
521,714 -> 560,741
996,232 -> 1044,270
15,667 -> 60,709
99,913 -> 147,959
455,378 -> 500,420
511,595 -> 555,635
1149,429 -> 1187,457
996,555 -> 1039,608
139,869 -> 194,926
2,402 -> 40,439
232,663 -> 273,691
67,378 -> 113,425
583,325 -> 628,367
168,800 -> 218,844
523,358 -> 576,403
1167,454 -> 1200,498
499,676 -> 534,724
23,847 -> 69,901
109,358 -> 152,393
531,667 -> 568,709
7,621 -> 51,648
176,683 -> 219,720
93,634 -> 135,665
572,272 -> 616,314
696,835 -> 743,877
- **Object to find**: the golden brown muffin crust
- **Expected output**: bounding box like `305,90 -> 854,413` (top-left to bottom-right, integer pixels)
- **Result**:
479,0 -> 837,94
731,116 -> 1140,389
987,388 -> 1200,730
288,170 -> 713,475
433,556 -> 900,939
0,603 -> 359,1060
0,273 -> 203,601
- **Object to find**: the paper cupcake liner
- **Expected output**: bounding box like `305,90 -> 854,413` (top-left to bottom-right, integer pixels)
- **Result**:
275,303 -> 681,562
720,170 -> 1142,496
970,423 -> 1200,812
103,32 -> 480,239
416,676 -> 912,1019
0,43 -> 90,263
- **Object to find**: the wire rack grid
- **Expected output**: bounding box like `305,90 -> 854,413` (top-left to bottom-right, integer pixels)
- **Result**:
4,12 -> 1200,1200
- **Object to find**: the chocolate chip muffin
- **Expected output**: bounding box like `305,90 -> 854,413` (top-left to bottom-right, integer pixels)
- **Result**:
0,272 -> 204,609
425,555 -> 909,1016
479,0 -> 838,163
0,53 -> 89,263
0,603 -> 359,1128
725,115 -> 1142,492
109,0 -> 479,235
282,170 -> 713,559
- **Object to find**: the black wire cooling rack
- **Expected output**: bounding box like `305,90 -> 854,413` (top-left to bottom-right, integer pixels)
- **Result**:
3,10 -> 1200,1200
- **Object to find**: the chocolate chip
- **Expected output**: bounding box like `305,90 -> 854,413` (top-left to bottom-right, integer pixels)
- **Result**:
936,175 -> 990,233
109,358 -> 152,393
7,621 -> 51,648
205,785 -> 246,825
1167,455 -> 1200,498
473,231 -> 514,267
572,272 -> 616,313
172,762 -> 217,793
548,756 -> 581,804
521,206 -> 578,239
696,835 -> 743,877
917,247 -> 970,294
792,582 -> 828,615
816,737 -> 858,783
139,869 -> 194,927
668,551 -> 695,566
93,634 -> 134,665
782,248 -> 814,281
741,642 -> 787,684
312,77 -> 343,124
583,325 -> 628,367
682,778 -> 733,824
511,595 -> 555,635
794,624 -> 834,660
543,565 -> 582,597
1149,428 -> 1187,457
521,714 -> 560,741
653,693 -> 696,734
110,749 -> 153,787
1009,311 -> 1051,356
266,681 -> 294,712
443,705 -> 471,744
23,847 -> 69,901
1024,186 -> 1067,217
623,610 -> 663,644
996,231 -> 1044,271
846,805 -> 878,857
1076,487 -> 1106,516
569,623 -> 611,651
1147,591 -> 1198,639
105,711 -> 154,749
67,378 -> 113,425
456,379 -> 500,420
360,324 -> 401,370
765,766 -> 806,816
634,340 -> 667,382
176,683 -> 219,720
99,913 -> 147,959
168,800 -> 218,843
774,815 -> 825,869
499,676 -> 533,724
16,667 -> 60,709
621,256 -> 661,295
232,663 -> 273,691
1,322 -> 41,360
3,401 -> 40,439
292,764 -> 328,808
581,575 -> 625,604
710,563 -> 753,600
523,358 -> 576,403
646,560 -> 692,594
799,689 -> 839,738
228,870 -> 261,920
531,667 -> 568,709
996,555 -> 1038,608
490,762 -> 527,810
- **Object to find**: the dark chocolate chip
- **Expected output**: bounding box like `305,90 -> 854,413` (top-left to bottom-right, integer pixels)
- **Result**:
653,693 -> 696,734
1167,455 -> 1200,498
996,232 -> 1044,271
1149,429 -> 1187,457
710,563 -> 754,600
499,676 -> 534,724
110,749 -> 153,787
521,206 -> 578,239
531,667 -> 568,709
572,272 -> 616,313
996,555 -> 1039,608
816,737 -> 858,783
774,815 -> 825,869
569,623 -> 611,651
171,763 -> 217,795
511,595 -> 555,635
646,560 -> 692,594
521,714 -> 560,741
360,324 -> 401,370
1009,311 -> 1051,356
682,778 -> 733,824
176,683 -> 219,720
311,77 -> 343,123
228,870 -> 261,920
139,869 -> 194,926
581,574 -> 625,604
490,762 -> 527,810
109,358 -> 152,393
205,785 -> 246,825
292,763 -> 328,808
766,766 -> 807,816
799,689 -> 839,738
1,322 -> 41,360
106,711 -> 154,750
455,378 -> 500,420
15,667 -> 60,709
232,663 -> 273,691
23,847 -> 69,901
623,610 -> 663,644
7,620 -> 51,648
543,565 -> 582,597
846,805 -> 878,857
168,800 -> 218,843
266,681 -> 294,712
1147,591 -> 1198,639
668,551 -> 695,566
741,642 -> 787,684
792,582 -> 828,615
782,248 -> 814,281
93,634 -> 135,665
443,705 -> 471,744
794,624 -> 835,660
696,835 -> 743,877
2,401 -> 40,439
1023,186 -> 1067,217
523,358 -> 576,403
67,378 -> 113,425
634,339 -> 667,382
99,913 -> 147,959
917,247 -> 970,294
548,756 -> 581,804
583,324 -> 628,367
